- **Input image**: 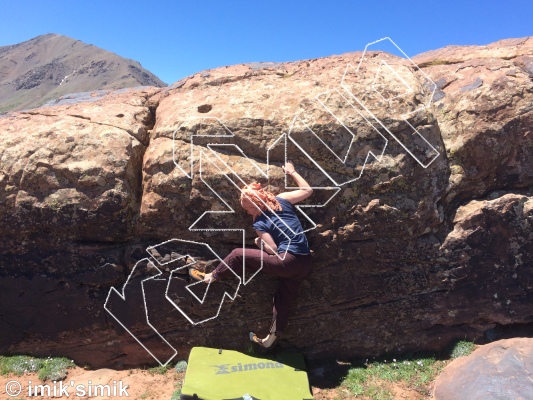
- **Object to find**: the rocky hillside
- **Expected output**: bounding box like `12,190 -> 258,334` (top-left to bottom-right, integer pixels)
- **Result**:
0,33 -> 166,113
0,37 -> 531,369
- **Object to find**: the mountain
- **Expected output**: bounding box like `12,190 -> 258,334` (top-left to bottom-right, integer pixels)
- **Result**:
0,33 -> 166,112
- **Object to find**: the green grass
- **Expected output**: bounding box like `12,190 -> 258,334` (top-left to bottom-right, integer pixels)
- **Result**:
147,364 -> 171,375
342,355 -> 444,398
170,379 -> 183,400
174,360 -> 188,373
170,387 -> 182,400
450,340 -> 476,359
0,355 -> 75,381
148,360 -> 188,375
340,341 -> 477,398
169,361 -> 187,399
364,383 -> 394,400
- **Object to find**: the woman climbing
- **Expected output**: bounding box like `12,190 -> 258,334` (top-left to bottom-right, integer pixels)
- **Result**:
189,161 -> 313,350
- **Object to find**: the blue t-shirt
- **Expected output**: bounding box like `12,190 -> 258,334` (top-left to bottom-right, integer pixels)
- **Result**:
252,196 -> 310,255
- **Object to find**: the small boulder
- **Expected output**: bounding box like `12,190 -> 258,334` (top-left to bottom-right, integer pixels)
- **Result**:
434,338 -> 533,400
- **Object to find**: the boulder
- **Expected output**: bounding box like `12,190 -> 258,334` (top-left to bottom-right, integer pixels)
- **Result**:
433,338 -> 533,400
0,37 -> 532,368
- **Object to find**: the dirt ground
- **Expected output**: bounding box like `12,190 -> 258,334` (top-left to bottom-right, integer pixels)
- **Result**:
0,366 -> 183,400
311,383 -> 428,399
0,366 -> 431,399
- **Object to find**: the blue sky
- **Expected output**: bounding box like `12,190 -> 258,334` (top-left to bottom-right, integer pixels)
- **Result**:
1,0 -> 532,85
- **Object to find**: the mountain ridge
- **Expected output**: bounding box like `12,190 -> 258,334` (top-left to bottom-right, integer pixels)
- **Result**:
0,33 -> 166,112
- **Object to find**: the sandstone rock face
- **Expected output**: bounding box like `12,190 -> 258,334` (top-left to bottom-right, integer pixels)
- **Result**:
0,37 -> 532,368
433,338 -> 533,400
